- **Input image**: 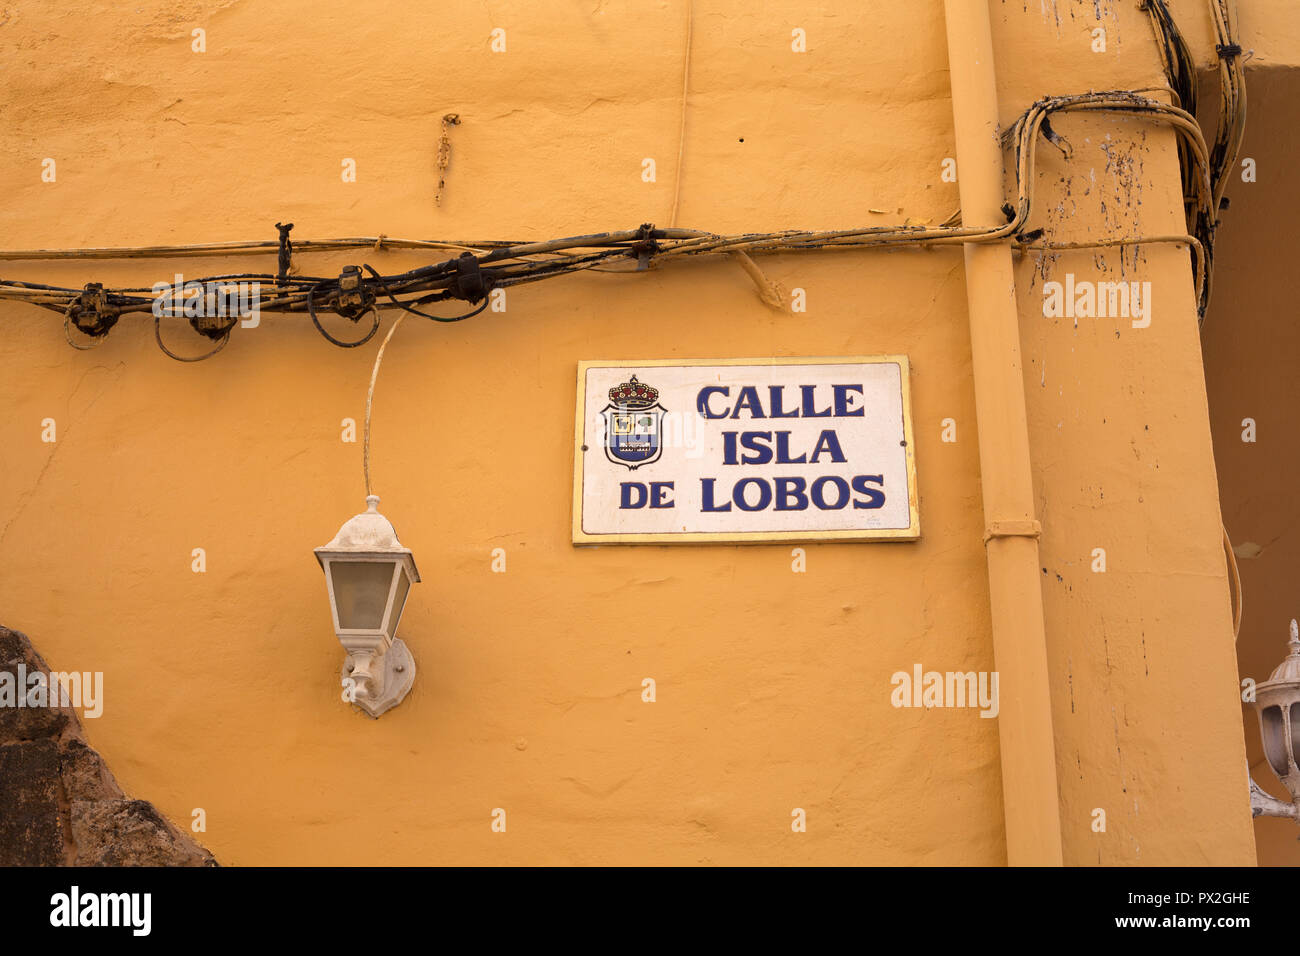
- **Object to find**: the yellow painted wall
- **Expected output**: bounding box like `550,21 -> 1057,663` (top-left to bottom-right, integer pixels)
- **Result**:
0,0 -> 1276,864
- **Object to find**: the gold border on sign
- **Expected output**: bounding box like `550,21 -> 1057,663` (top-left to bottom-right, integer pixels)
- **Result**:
571,356 -> 920,545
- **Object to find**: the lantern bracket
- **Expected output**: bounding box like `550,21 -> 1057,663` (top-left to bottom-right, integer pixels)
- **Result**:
342,638 -> 416,719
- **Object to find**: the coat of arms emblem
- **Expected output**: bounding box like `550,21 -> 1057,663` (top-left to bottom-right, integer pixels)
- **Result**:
601,375 -> 666,470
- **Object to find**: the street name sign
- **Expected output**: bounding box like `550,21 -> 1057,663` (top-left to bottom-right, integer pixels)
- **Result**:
572,357 -> 919,544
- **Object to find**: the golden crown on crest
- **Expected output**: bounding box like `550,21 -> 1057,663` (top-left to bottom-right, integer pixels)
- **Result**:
608,375 -> 659,409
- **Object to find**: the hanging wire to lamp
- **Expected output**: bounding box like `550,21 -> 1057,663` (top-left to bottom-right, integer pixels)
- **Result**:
312,313 -> 421,718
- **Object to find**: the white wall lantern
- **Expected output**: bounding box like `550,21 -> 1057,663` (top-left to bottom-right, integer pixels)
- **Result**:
314,495 -> 419,718
1249,620 -> 1300,822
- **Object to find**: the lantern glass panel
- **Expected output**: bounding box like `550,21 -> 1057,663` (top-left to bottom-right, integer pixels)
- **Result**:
331,561 -> 397,630
1262,705 -> 1290,778
1290,705 -> 1300,771
390,569 -> 411,634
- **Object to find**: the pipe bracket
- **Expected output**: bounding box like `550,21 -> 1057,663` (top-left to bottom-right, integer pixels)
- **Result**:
983,519 -> 1042,545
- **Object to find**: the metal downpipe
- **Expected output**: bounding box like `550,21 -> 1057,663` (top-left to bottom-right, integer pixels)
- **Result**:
942,0 -> 1065,866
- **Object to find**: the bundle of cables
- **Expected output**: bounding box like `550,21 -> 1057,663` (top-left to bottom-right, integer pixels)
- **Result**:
0,1 -> 1245,362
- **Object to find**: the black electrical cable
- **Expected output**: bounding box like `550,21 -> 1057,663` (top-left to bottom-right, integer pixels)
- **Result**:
154,312 -> 232,362
361,264 -> 489,323
0,65 -> 1243,357
306,282 -> 382,348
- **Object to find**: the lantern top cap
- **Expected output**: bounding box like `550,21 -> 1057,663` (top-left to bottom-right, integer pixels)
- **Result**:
1265,619 -> 1300,684
316,495 -> 412,556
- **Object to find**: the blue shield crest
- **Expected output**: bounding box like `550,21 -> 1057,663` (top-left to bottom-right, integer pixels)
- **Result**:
602,375 -> 666,470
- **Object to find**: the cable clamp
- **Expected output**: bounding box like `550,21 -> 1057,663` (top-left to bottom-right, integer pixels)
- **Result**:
631,222 -> 660,271
1216,42 -> 1242,58
190,302 -> 240,339
335,265 -> 375,320
450,252 -> 489,303
983,519 -> 1042,545
275,221 -> 294,281
66,282 -> 120,338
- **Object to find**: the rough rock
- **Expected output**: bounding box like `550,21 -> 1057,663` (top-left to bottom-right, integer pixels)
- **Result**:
0,739 -> 65,865
71,799 -> 213,867
0,625 -> 217,866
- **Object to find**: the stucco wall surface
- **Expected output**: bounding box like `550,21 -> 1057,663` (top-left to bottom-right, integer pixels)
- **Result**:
0,0 -> 1268,864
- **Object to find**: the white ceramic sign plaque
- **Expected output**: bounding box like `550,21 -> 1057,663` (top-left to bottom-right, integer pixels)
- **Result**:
572,357 -> 919,544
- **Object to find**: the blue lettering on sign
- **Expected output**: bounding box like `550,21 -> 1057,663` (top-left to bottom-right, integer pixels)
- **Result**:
810,475 -> 849,510
697,387 -> 730,419
696,384 -> 866,420
620,481 -> 676,509
720,430 -> 846,465
697,475 -> 886,512
609,379 -> 894,522
650,482 -> 674,508
620,482 -> 648,509
733,477 -> 772,512
775,477 -> 808,511
700,478 -> 730,512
